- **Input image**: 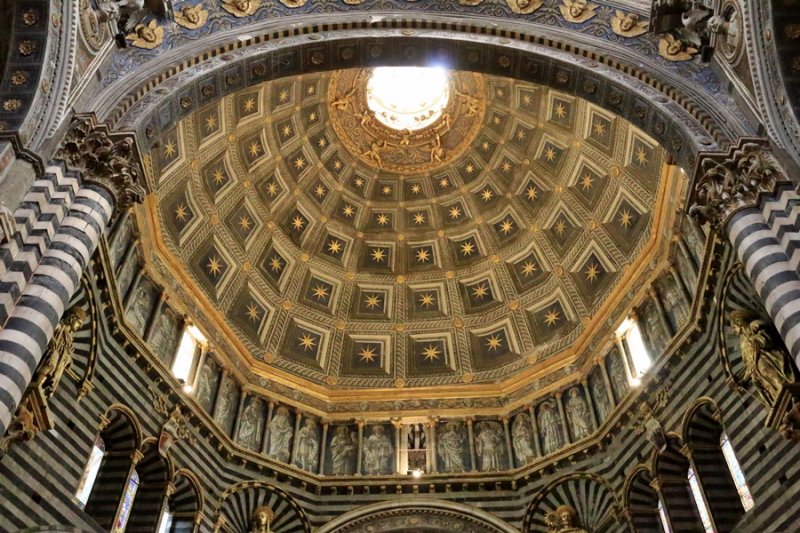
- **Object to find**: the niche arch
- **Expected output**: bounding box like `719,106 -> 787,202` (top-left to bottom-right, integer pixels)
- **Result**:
214,481 -> 311,533
622,465 -> 660,533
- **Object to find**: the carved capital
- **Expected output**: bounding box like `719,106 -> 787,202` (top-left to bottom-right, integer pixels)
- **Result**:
688,139 -> 784,227
55,114 -> 145,211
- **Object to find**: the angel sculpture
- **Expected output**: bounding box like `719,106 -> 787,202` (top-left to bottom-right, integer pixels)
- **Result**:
221,0 -> 261,17
96,0 -> 172,47
174,3 -> 208,30
611,11 -> 648,38
506,0 -> 543,15
658,33 -> 699,62
560,0 -> 597,24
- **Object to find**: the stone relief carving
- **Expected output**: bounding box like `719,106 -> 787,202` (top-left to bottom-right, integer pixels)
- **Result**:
125,282 -> 153,335
248,506 -> 273,533
194,357 -> 219,413
438,421 -> 468,472
174,3 -> 208,29
329,425 -> 357,475
506,0 -> 543,15
589,372 -> 611,422
611,11 -> 647,37
658,34 -> 699,62
295,417 -> 320,472
268,406 -> 294,463
565,388 -> 592,440
475,421 -> 505,471
149,305 -> 179,363
559,0 -> 597,24
127,19 -> 164,49
538,400 -> 562,455
221,0 -> 260,17
512,413 -> 536,465
545,504 -> 588,533
37,307 -> 86,398
363,425 -> 393,475
238,397 -> 264,450
607,350 -> 628,402
214,377 -> 239,435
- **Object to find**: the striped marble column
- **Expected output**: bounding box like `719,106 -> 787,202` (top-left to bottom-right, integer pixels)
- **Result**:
726,208 -> 800,363
0,184 -> 115,434
761,185 -> 800,272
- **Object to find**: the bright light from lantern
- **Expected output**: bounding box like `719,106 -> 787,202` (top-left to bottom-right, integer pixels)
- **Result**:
367,67 -> 450,131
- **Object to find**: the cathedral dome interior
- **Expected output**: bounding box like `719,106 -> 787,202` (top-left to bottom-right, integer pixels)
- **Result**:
2,0 -> 800,532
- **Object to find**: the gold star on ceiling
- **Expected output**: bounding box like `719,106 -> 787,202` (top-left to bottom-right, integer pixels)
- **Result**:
291,215 -> 306,231
422,344 -> 441,362
376,213 -> 390,226
544,308 -> 560,326
205,114 -> 217,131
353,177 -> 364,187
520,260 -> 537,277
525,186 -> 538,201
464,163 -> 475,174
492,116 -> 501,126
327,239 -> 343,254
619,208 -> 633,228
174,203 -> 189,222
501,161 -> 512,173
246,304 -> 260,322
206,255 -> 223,276
481,141 -> 491,151
370,248 -> 386,263
243,97 -> 256,112
554,220 -> 567,237
580,173 -> 594,190
364,294 -> 382,309
413,212 -> 426,225
522,94 -> 532,105
282,124 -> 293,137
278,89 -> 289,102
460,241 -> 476,256
471,283 -> 489,299
212,168 -> 226,185
449,206 -> 462,219
342,204 -> 355,217
298,333 -> 316,351
306,85 -> 315,95
382,185 -> 393,195
333,160 -> 343,170
266,181 -> 278,196
418,293 -> 435,308
496,88 -> 505,97
415,248 -> 431,263
164,140 -> 177,158
269,256 -> 283,272
635,146 -> 649,166
238,215 -> 252,231
312,284 -> 329,300
592,120 -> 607,136
585,262 -> 600,282
516,129 -> 526,141
499,218 -> 514,235
314,184 -> 327,198
317,137 -> 327,149
359,345 -> 378,363
485,334 -> 503,351
481,188 -> 494,202
249,142 -> 261,157
554,102 -> 566,118
308,111 -> 318,122
544,147 -> 557,162
410,184 -> 421,194
294,157 -> 306,170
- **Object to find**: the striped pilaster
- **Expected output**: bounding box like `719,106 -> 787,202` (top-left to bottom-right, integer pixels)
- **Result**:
0,185 -> 114,435
0,164 -> 81,325
727,208 -> 800,364
761,185 -> 800,272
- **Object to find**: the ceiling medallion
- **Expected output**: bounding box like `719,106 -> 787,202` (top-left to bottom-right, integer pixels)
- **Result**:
328,68 -> 485,174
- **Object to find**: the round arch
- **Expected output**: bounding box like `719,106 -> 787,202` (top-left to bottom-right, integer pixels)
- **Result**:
316,499 -> 519,533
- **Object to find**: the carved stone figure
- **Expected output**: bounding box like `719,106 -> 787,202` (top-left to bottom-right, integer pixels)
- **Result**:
194,360 -> 217,412
559,0 -> 597,23
658,34 -> 699,62
363,425 -> 393,475
662,277 -> 688,327
213,379 -> 236,429
221,0 -> 260,17
37,307 -> 86,398
566,388 -> 592,440
295,418 -> 319,472
730,311 -> 799,407
609,352 -> 628,400
268,407 -> 293,463
149,308 -> 178,362
437,421 -> 467,472
545,504 -> 588,533
611,10 -> 647,37
475,421 -> 505,471
238,398 -> 263,450
174,3 -> 207,29
643,304 -> 669,355
512,413 -> 536,464
126,19 -> 164,49
329,425 -> 357,475
249,506 -> 273,533
539,401 -> 562,454
117,259 -> 137,298
590,376 -> 611,421
506,0 -> 543,15
126,284 -> 151,334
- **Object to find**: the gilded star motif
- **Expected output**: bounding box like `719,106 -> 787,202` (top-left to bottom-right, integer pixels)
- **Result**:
554,102 -> 566,118
422,344 -> 441,362
485,334 -> 503,351
376,213 -> 390,226
525,185 -> 538,201
439,177 -> 450,188
314,184 -> 327,198
370,248 -> 386,263
205,114 -> 217,131
635,146 -> 649,166
353,177 -> 365,188
415,248 -> 431,263
465,163 -> 475,174
515,129 -> 526,141
585,262 -> 600,282
460,241 -> 476,256
499,218 -> 514,235
364,294 -> 382,309
164,140 -> 177,158
282,124 -> 293,137
359,345 -> 378,363
382,185 -> 393,195
410,184 -> 421,194
481,188 -> 494,202
318,137 -> 328,149
580,173 -> 594,190
249,142 -> 261,157
342,204 -> 355,217
544,308 -> 560,326
308,111 -> 318,122
269,256 -> 284,273
482,141 -> 491,151
501,161 -> 512,173
327,239 -> 343,255
544,147 -> 557,162
291,215 -> 306,231
206,255 -> 223,276
413,212 -> 426,225
449,206 -> 462,220
492,115 -> 501,126
333,160 -> 343,171
246,304 -> 260,322
520,260 -> 537,277
238,215 -> 252,232
471,283 -> 489,299
212,168 -> 226,185
522,94 -> 532,105
266,181 -> 278,197
306,85 -> 315,95
592,120 -> 607,136
312,284 -> 329,300
278,89 -> 289,102
243,97 -> 256,112
298,334 -> 316,351
294,157 -> 306,170
619,208 -> 633,228
418,293 -> 435,308
174,203 -> 189,222
554,220 -> 566,237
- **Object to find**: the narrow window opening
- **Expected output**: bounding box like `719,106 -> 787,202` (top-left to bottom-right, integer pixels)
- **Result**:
688,467 -> 715,533
616,317 -> 651,385
115,469 -> 139,532
75,435 -> 105,508
720,432 -> 754,511
657,496 -> 672,533
171,324 -> 206,387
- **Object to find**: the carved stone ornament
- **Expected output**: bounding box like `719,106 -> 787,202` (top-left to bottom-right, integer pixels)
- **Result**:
78,0 -> 109,51
658,34 -> 699,62
611,10 -> 647,37
459,0 -> 484,5
249,506 -> 274,533
765,384 -> 800,444
634,403 -> 667,452
0,203 -> 16,246
36,306 -> 86,399
159,406 -> 197,457
559,0 -> 597,24
174,3 -> 208,29
545,504 -> 588,533
688,140 -> 783,227
0,384 -> 53,458
279,0 -> 308,7
55,115 -> 145,210
126,19 -> 164,49
221,0 -> 261,17
506,0 -> 542,15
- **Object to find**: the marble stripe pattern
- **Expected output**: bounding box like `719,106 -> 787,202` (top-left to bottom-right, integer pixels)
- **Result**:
0,164 -> 80,324
762,186 -> 800,272
0,185 -> 113,435
727,208 -> 800,365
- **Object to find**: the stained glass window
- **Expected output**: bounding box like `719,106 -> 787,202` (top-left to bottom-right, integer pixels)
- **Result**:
115,470 -> 139,532
688,467 -> 715,533
75,435 -> 105,508
720,433 -> 755,511
616,318 -> 651,384
657,496 -> 672,533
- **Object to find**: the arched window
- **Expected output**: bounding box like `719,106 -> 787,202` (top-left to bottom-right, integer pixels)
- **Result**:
657,496 -> 672,533
616,318 -> 651,385
75,435 -> 105,508
126,443 -> 171,532
161,472 -> 201,532
720,433 -> 754,512
654,437 -> 705,532
116,469 -> 140,532
688,466 -> 715,533
172,324 -> 206,391
624,467 -> 666,533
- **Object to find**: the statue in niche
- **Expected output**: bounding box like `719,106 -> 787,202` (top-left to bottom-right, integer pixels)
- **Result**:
539,401 -> 562,454
559,0 -> 597,23
512,413 -> 536,464
362,425 -> 393,475
506,0 -> 543,15
149,308 -> 178,363
329,425 -> 357,475
268,407 -> 293,463
590,376 -> 611,421
249,506 -> 273,533
214,379 -> 236,429
116,259 -> 137,298
109,222 -> 130,270
193,359 -> 217,412
609,352 -> 628,400
643,304 -> 669,356
545,504 -> 588,533
37,306 -> 86,398
611,11 -> 648,37
475,421 -> 505,471
676,247 -> 698,288
730,311 -> 799,407
238,398 -> 263,450
126,284 -> 151,335
437,421 -> 467,472
566,388 -> 593,440
662,277 -> 688,326
295,418 -> 319,472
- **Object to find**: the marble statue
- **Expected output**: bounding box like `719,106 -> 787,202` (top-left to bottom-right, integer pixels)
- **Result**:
249,506 -> 273,533
194,360 -> 217,412
116,259 -> 136,298
566,388 -> 592,440
329,425 -> 357,475
730,311 -> 798,407
38,307 -> 86,398
238,398 -> 263,450
643,304 -> 669,355
512,413 -> 536,464
475,421 -> 505,471
546,504 -> 588,533
609,352 -> 628,400
268,407 -> 293,463
590,376 -> 611,421
295,418 -> 320,472
149,309 -> 178,363
214,379 -> 237,432
663,277 -> 688,325
363,425 -> 393,475
437,421 -> 467,472
539,401 -> 562,454
126,284 -> 151,334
